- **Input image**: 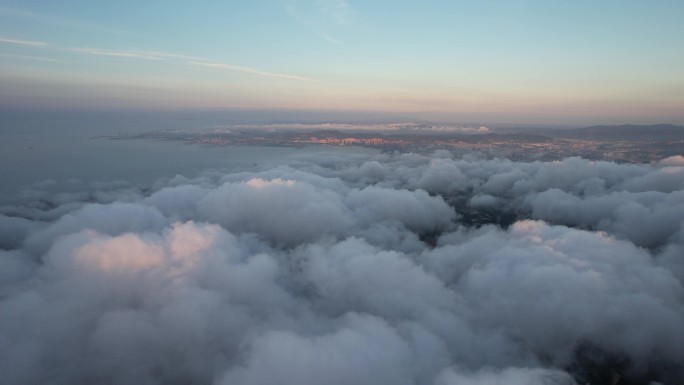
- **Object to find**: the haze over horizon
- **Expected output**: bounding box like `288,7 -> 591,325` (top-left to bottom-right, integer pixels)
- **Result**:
1,0 -> 683,125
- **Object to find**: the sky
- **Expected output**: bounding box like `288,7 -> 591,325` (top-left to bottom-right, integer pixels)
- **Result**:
1,0 -> 683,124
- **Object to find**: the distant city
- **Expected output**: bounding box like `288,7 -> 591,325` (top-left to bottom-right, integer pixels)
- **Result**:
104,123 -> 684,163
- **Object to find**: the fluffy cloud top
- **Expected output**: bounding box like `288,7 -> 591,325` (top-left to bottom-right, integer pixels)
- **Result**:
1,151 -> 683,385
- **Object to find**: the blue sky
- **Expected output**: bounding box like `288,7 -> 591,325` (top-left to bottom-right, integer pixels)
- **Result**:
1,0 -> 683,124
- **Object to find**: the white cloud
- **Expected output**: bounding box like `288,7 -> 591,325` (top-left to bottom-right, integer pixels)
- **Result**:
2,151 -> 684,384
0,36 -> 312,81
189,61 -> 313,81
0,36 -> 46,46
317,0 -> 351,25
69,47 -> 165,60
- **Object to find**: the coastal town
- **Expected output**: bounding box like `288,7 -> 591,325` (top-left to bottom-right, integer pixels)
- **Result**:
111,123 -> 684,163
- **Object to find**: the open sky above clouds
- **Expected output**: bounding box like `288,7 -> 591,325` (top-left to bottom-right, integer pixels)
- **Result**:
1,0 -> 683,124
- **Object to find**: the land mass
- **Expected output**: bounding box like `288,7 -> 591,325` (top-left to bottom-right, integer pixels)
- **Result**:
106,123 -> 684,163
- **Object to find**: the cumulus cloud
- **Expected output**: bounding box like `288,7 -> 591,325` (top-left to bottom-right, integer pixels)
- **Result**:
435,367 -> 576,385
1,150 -> 683,384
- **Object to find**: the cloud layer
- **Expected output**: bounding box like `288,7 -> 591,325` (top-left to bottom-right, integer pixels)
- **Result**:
1,151 -> 683,384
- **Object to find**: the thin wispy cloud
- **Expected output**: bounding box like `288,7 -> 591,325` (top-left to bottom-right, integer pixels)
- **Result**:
0,36 -> 312,82
70,48 -> 207,62
321,34 -> 345,45
0,36 -> 46,46
318,0 -> 351,25
286,0 -> 352,45
70,47 -> 165,60
189,61 -> 313,81
133,51 -> 206,61
0,5 -> 142,38
0,52 -> 66,63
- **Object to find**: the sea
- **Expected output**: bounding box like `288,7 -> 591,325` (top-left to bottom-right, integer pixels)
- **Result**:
0,110 -> 378,202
